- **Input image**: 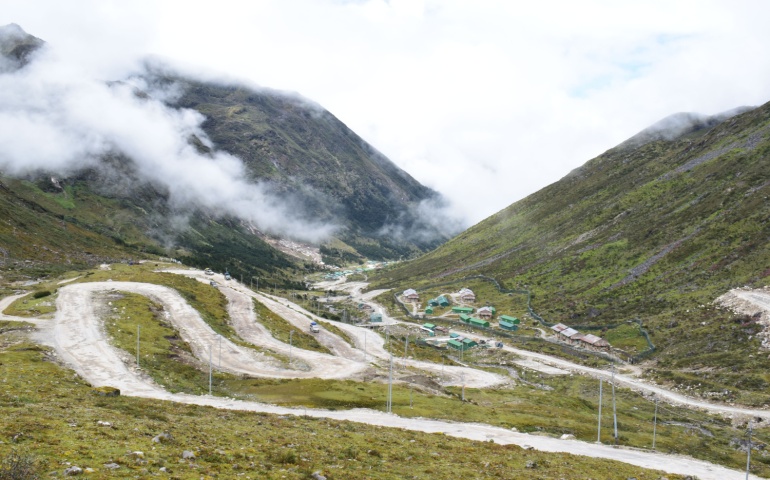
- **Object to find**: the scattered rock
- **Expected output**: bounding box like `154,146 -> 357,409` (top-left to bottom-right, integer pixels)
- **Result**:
311,472 -> 327,480
182,450 -> 195,460
560,434 -> 576,440
63,466 -> 83,476
127,451 -> 144,459
96,421 -> 111,427
525,460 -> 537,469
91,386 -> 120,397
103,463 -> 120,470
152,432 -> 174,444
159,467 -> 167,472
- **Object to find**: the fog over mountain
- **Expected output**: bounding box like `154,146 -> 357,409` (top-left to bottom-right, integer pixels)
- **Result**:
0,24 -> 458,253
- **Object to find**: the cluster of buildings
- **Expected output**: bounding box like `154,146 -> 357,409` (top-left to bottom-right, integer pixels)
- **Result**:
402,288 -> 611,352
550,323 -> 611,352
401,287 -> 523,336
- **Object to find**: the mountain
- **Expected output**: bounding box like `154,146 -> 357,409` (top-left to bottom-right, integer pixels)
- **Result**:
157,73 -> 449,260
0,23 -> 43,72
0,24 -> 452,280
373,101 -> 770,399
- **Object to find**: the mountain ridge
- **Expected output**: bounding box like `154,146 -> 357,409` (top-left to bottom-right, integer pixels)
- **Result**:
0,24 -> 454,279
373,98 -> 770,400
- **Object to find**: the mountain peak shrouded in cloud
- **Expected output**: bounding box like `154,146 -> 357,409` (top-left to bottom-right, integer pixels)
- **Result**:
0,24 -> 458,259
0,23 -> 44,72
618,106 -> 756,150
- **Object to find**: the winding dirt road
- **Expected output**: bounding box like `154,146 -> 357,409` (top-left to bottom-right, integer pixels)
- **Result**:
1,276 -> 767,479
332,279 -> 770,422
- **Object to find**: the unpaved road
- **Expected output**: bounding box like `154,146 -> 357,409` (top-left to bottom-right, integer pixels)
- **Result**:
198,272 -> 507,389
0,278 -> 766,478
335,279 -> 770,422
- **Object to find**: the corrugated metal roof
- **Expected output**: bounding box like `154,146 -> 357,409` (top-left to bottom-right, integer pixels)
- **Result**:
561,327 -> 580,338
551,323 -> 569,332
469,318 -> 489,327
582,334 -> 610,346
403,288 -> 418,296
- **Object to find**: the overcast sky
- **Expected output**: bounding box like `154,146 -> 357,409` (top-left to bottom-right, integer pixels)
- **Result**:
4,0 -> 770,227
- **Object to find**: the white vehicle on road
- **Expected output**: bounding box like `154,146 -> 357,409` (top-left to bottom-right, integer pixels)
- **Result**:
309,321 -> 320,333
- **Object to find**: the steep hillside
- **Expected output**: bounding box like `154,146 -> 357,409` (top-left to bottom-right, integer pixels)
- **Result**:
162,75 -> 448,260
0,24 -> 451,279
374,101 -> 770,400
0,172 -> 302,284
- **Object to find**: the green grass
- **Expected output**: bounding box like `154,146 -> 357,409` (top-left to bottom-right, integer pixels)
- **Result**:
223,362 -> 770,477
603,323 -> 651,353
104,292 -> 226,395
2,291 -> 57,317
367,102 -> 770,403
0,340 -> 684,479
253,298 -> 331,355
3,265 -> 767,475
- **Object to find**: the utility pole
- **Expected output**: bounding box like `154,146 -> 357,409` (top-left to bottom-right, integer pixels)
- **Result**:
363,331 -> 367,362
747,420 -> 753,480
208,345 -> 212,395
387,353 -> 393,413
289,331 -> 294,367
652,397 -> 658,450
597,379 -> 603,443
612,365 -> 618,445
136,325 -> 140,367
218,334 -> 222,368
404,335 -> 409,368
461,372 -> 466,402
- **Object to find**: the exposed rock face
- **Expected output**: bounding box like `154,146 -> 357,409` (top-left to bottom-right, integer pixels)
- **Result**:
0,23 -> 44,73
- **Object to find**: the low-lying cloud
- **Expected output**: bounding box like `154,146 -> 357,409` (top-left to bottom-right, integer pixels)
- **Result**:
0,31 -> 336,243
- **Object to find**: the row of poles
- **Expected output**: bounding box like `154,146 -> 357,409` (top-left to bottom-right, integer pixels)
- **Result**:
597,365 -> 754,479
135,285 -> 754,478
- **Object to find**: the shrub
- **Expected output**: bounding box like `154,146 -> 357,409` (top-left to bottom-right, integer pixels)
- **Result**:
0,450 -> 40,480
31,291 -> 51,299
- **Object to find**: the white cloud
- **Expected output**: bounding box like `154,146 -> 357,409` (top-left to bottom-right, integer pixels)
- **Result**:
3,0 -> 770,226
0,38 -> 336,243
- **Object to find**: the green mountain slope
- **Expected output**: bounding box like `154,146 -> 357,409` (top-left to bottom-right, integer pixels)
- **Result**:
163,75 -> 448,260
0,24 -> 452,279
374,101 -> 770,401
0,172 -> 301,284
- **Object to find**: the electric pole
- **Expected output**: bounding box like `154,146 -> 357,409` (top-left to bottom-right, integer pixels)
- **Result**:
652,397 -> 658,450
612,365 -> 618,445
136,325 -> 140,367
289,330 -> 294,367
597,378 -> 603,443
208,345 -> 212,395
747,420 -> 753,480
387,353 -> 393,413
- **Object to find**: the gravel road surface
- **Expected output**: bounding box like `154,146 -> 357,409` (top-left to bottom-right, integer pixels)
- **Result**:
1,278 -> 767,478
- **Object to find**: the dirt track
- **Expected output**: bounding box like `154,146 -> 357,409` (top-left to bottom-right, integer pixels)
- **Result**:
1,275 -> 767,479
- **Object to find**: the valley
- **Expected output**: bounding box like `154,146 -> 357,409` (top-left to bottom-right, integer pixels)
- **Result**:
2,20 -> 770,479
2,263 -> 769,478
